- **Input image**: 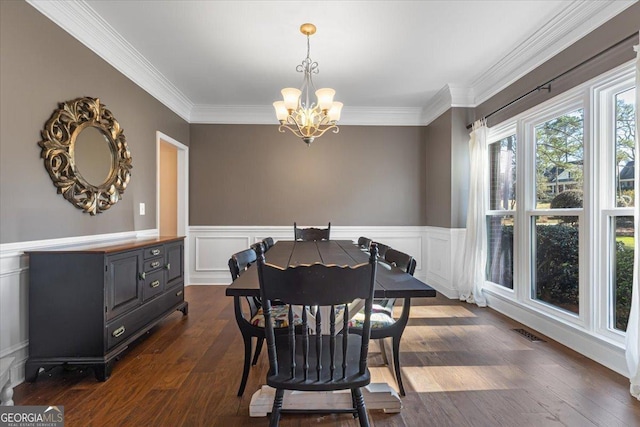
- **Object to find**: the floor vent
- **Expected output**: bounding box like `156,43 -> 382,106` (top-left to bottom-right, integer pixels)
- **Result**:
513,328 -> 546,342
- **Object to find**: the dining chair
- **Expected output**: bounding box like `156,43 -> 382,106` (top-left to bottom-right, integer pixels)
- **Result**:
228,248 -> 300,396
371,241 -> 390,258
293,222 -> 331,241
350,248 -> 416,396
250,241 -> 265,254
256,244 -> 378,426
262,237 -> 275,251
357,236 -> 372,250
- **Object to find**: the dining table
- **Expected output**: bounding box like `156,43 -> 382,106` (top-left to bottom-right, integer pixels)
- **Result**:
225,239 -> 436,416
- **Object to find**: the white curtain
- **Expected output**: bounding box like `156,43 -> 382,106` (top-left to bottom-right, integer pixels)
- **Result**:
625,39 -> 640,400
458,120 -> 488,307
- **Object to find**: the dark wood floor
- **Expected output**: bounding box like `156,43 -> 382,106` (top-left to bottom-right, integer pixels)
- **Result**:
14,286 -> 640,426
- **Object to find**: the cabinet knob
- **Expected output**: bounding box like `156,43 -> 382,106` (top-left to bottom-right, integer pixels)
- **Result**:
150,280 -> 160,288
151,249 -> 161,256
112,326 -> 126,338
139,272 -> 146,280
165,263 -> 171,271
176,290 -> 183,296
151,261 -> 160,269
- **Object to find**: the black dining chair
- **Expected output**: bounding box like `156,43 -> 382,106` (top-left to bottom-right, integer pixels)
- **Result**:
250,241 -> 265,254
350,248 -> 416,396
262,237 -> 275,251
294,222 -> 331,241
371,241 -> 390,258
256,244 -> 378,426
357,236 -> 372,250
229,248 -> 299,396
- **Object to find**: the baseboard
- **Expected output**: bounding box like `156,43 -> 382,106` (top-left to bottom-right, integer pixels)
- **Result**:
484,289 -> 628,377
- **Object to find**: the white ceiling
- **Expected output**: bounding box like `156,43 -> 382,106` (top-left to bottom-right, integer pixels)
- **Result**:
28,0 -> 635,125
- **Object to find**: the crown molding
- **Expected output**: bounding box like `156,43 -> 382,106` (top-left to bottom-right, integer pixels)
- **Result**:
419,84 -> 475,125
26,0 -> 636,127
471,0 -> 637,106
26,0 -> 193,122
191,105 -> 425,126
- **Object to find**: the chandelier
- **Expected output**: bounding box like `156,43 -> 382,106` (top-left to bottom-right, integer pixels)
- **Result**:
273,23 -> 343,145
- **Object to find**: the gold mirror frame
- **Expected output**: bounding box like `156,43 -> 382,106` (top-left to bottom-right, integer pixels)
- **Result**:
39,97 -> 133,215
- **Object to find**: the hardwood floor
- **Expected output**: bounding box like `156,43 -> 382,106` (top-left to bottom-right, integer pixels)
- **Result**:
14,286 -> 640,426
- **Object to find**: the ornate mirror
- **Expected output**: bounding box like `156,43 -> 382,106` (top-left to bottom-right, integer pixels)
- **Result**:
39,97 -> 132,215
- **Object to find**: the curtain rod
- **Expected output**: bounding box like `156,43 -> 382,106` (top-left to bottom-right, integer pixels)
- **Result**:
465,33 -> 638,130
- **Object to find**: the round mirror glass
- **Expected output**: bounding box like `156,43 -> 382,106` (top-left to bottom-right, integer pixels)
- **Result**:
74,126 -> 114,186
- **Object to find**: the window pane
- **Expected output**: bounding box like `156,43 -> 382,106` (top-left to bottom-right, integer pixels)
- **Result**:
615,88 -> 636,207
489,135 -> 517,210
486,215 -> 513,288
535,110 -> 584,209
613,216 -> 634,331
533,216 -> 579,314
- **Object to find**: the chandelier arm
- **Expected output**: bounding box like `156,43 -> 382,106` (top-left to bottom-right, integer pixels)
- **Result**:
279,124 -> 304,139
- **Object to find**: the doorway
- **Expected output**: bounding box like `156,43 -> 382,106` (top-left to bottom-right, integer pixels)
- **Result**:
156,131 -> 189,281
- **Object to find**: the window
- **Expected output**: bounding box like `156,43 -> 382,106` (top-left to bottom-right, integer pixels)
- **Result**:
486,132 -> 516,289
485,61 -> 636,346
606,85 -> 636,333
532,109 -> 583,314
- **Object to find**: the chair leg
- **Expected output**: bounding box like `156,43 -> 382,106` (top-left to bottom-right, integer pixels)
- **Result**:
379,338 -> 389,365
351,390 -> 358,419
237,334 -> 252,396
392,335 -> 406,396
269,388 -> 285,427
252,337 -> 264,365
352,388 -> 370,427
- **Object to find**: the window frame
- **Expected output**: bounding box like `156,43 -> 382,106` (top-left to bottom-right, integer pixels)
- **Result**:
483,60 -> 635,345
521,93 -> 588,326
485,122 -> 517,296
593,68 -> 636,343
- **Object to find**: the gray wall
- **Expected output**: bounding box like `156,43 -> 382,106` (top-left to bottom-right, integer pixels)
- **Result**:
475,2 -> 640,127
424,108 -> 472,229
0,1 -> 189,244
189,124 -> 427,226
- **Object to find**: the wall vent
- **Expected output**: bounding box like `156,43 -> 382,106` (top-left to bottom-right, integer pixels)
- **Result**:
513,328 -> 546,342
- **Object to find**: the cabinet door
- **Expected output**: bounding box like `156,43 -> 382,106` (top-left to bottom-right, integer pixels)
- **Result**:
165,241 -> 184,289
106,250 -> 142,321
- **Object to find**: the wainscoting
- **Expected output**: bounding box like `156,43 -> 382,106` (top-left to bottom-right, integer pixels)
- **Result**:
188,225 -> 465,294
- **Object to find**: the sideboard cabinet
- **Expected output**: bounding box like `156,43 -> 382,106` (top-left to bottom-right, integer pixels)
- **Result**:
25,237 -> 188,382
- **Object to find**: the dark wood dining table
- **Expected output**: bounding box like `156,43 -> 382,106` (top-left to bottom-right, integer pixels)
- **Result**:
225,239 -> 436,300
225,239 -> 437,416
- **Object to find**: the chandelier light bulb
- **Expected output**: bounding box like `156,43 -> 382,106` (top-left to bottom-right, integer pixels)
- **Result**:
328,102 -> 343,122
315,88 -> 336,112
281,88 -> 301,111
273,101 -> 288,121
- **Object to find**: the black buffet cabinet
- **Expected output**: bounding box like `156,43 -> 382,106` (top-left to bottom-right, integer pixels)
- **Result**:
25,236 -> 188,381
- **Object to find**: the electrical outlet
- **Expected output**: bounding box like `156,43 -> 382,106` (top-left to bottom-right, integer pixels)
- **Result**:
139,203 -> 145,215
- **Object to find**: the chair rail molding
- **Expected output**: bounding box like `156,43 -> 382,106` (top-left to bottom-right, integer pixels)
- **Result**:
0,229 -> 158,386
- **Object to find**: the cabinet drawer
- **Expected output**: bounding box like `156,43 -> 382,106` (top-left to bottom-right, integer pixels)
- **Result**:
107,283 -> 185,350
144,258 -> 163,272
144,245 -> 163,259
107,303 -> 156,350
142,270 -> 165,301
160,283 -> 185,312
